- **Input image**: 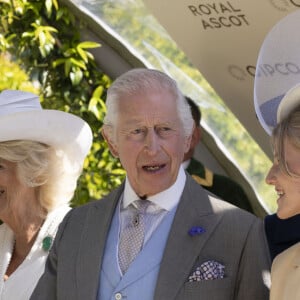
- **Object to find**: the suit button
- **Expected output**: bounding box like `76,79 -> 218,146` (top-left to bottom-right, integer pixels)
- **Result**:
115,292 -> 122,300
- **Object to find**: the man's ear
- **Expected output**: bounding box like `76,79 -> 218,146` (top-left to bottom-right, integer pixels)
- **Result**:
183,124 -> 197,153
184,133 -> 193,154
192,126 -> 201,146
101,126 -> 119,157
188,125 -> 201,151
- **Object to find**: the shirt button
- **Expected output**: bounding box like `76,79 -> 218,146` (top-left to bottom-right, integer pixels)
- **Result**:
115,292 -> 122,300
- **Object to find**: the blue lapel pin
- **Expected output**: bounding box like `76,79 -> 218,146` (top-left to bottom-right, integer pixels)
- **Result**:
188,226 -> 206,237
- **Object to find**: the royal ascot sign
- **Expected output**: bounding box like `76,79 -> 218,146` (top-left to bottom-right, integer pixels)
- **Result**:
143,0 -> 299,157
187,2 -> 249,30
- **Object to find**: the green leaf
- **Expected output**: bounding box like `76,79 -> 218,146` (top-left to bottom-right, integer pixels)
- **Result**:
69,57 -> 86,70
78,41 -> 100,49
77,47 -> 88,63
52,58 -> 66,68
70,69 -> 83,85
92,86 -> 104,98
45,0 -> 53,16
88,97 -> 101,120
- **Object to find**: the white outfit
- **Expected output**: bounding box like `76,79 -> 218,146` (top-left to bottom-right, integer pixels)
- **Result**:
270,242 -> 300,300
0,205 -> 71,300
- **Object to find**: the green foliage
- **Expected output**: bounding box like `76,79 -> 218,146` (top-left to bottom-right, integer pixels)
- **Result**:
0,0 -> 125,206
0,53 -> 38,92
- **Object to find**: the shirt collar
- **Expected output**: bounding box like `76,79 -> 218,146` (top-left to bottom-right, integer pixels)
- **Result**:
181,159 -> 190,170
123,166 -> 186,211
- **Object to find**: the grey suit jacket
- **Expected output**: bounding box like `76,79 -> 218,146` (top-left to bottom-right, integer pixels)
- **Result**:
31,175 -> 271,300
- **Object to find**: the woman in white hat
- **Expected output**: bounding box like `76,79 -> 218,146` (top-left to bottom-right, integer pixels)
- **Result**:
0,90 -> 92,299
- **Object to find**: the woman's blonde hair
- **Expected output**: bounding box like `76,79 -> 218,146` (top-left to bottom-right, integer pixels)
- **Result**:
0,140 -> 83,212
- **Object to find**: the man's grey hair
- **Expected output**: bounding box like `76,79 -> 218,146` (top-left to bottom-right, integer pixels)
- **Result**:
103,68 -> 194,136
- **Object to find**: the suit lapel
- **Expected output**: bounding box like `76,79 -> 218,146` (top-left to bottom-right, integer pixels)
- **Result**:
154,176 -> 223,300
76,184 -> 124,299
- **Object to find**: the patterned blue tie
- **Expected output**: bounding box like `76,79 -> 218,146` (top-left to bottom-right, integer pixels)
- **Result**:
118,199 -> 150,274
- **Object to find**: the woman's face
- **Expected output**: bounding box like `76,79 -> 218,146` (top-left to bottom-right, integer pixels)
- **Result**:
0,159 -> 34,224
266,138 -> 300,219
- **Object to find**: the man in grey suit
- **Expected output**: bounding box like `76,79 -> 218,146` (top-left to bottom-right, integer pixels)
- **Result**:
31,68 -> 270,300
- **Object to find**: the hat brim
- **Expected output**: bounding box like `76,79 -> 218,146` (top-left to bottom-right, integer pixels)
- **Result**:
258,94 -> 283,134
0,109 -> 92,165
277,83 -> 300,123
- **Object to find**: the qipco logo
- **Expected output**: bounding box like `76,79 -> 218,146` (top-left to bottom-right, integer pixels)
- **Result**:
268,0 -> 300,11
255,62 -> 300,78
227,62 -> 300,81
290,0 -> 300,6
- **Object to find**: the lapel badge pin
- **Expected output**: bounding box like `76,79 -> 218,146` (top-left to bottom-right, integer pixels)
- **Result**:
42,235 -> 53,251
188,226 -> 206,237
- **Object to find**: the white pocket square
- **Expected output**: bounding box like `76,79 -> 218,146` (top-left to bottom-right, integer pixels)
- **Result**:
188,260 -> 225,282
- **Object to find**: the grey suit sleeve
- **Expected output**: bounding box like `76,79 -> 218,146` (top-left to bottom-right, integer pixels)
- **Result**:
234,217 -> 271,300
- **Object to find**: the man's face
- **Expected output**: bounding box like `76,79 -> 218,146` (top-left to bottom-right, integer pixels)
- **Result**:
106,90 -> 191,197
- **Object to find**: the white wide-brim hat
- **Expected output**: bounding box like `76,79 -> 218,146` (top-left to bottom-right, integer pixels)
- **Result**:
254,9 -> 300,135
0,90 -> 93,166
